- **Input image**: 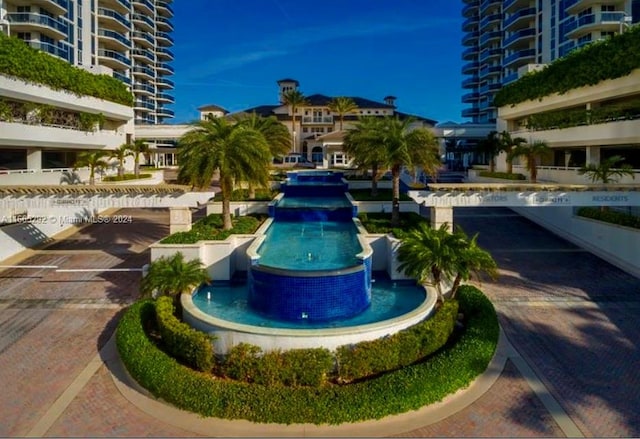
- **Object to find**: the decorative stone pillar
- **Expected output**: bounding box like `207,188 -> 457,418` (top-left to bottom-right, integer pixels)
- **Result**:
586,146 -> 600,166
26,148 -> 42,171
430,206 -> 453,231
169,207 -> 192,234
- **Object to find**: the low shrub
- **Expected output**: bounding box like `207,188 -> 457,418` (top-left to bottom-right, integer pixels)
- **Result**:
358,212 -> 427,238
229,188 -> 278,201
336,300 -> 458,381
221,344 -> 334,387
155,296 -> 214,372
349,189 -> 412,201
160,214 -> 267,244
478,171 -> 526,180
576,207 -> 640,230
116,286 -> 499,424
103,173 -> 152,182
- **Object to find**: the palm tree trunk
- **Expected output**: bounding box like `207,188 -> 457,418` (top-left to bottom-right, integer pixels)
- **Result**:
248,183 -> 256,200
391,164 -> 401,227
221,176 -> 233,230
89,167 -> 95,185
118,162 -> 124,178
490,158 -> 496,173
450,274 -> 463,300
339,117 -> 343,131
529,157 -> 537,183
506,159 -> 513,174
134,155 -> 140,178
371,162 -> 379,197
431,267 -> 444,305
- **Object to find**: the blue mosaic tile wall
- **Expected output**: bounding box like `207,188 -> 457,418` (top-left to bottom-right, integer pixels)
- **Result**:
248,260 -> 372,322
274,207 -> 353,222
281,183 -> 348,198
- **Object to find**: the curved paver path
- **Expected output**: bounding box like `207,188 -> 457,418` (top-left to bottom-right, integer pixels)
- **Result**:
0,206 -> 637,437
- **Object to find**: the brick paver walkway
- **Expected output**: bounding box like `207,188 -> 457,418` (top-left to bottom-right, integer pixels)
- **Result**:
0,206 -> 638,437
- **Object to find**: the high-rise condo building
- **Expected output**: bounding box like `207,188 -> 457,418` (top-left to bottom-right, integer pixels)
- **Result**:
462,0 -> 636,124
0,0 -> 174,125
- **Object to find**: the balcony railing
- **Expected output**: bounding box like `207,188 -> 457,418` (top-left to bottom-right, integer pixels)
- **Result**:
112,71 -> 131,85
156,32 -> 174,44
155,77 -> 174,88
132,31 -> 155,45
132,66 -> 154,78
7,12 -> 67,35
157,63 -> 174,74
98,48 -> 131,66
97,8 -> 130,28
503,48 -> 536,67
132,48 -> 155,62
132,13 -> 154,29
302,116 -> 334,124
135,100 -> 155,110
503,28 -> 536,48
462,76 -> 480,88
480,13 -> 502,30
156,1 -> 174,16
25,40 -> 70,62
504,7 -> 536,29
479,47 -> 502,62
479,30 -> 502,45
462,31 -> 479,46
97,29 -> 130,47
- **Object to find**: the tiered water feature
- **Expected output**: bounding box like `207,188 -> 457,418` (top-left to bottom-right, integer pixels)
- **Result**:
182,171 -> 436,353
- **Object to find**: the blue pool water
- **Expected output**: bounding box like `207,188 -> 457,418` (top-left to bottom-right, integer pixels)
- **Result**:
277,196 -> 352,209
257,220 -> 360,270
195,274 -> 425,329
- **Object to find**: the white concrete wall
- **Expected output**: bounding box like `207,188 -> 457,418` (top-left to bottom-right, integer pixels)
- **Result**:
206,202 -> 270,216
0,121 -> 127,150
0,169 -> 93,185
347,180 -> 393,190
511,206 -> 640,278
355,201 -> 420,214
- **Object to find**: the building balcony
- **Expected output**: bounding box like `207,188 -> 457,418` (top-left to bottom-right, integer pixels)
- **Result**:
157,1 -> 174,17
97,8 -> 130,33
462,46 -> 478,60
462,107 -> 480,118
156,107 -> 174,118
155,77 -> 174,89
503,48 -> 536,69
479,82 -> 502,94
479,47 -> 502,62
132,65 -> 155,80
132,31 -> 155,48
479,30 -> 502,46
135,115 -> 156,125
112,71 -> 131,85
97,29 -> 130,52
462,17 -> 478,32
479,100 -> 496,110
156,47 -> 174,61
479,0 -> 501,15
503,72 -> 519,84
462,61 -> 479,75
132,48 -> 155,63
24,0 -> 68,16
135,100 -> 155,111
462,92 -> 480,103
462,76 -> 480,88
479,65 -> 502,79
156,93 -> 174,104
24,40 -> 70,62
479,13 -> 502,31
302,116 -> 334,124
503,0 -> 533,14
503,28 -> 536,50
98,48 -> 131,70
132,0 -> 154,15
156,31 -> 174,45
133,82 -> 155,96
462,0 -> 479,18
132,13 -> 154,32
564,0 -> 619,15
156,63 -> 174,74
102,0 -> 131,14
462,31 -> 479,46
156,16 -> 174,31
504,7 -> 536,31
564,12 -> 627,40
7,12 -> 67,40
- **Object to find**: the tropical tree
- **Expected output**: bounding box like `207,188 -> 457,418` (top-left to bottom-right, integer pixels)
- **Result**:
343,117 -> 386,197
140,252 -> 211,307
111,143 -> 133,178
498,130 -> 526,174
177,117 -> 272,230
475,131 -> 500,173
74,150 -> 109,185
508,140 -> 551,183
378,117 -> 441,227
328,96 -> 358,131
281,89 -> 308,153
578,155 -> 635,184
396,223 -> 497,304
125,139 -> 150,178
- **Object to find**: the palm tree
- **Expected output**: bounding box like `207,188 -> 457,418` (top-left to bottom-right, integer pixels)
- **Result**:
234,112 -> 290,198
328,96 -> 358,131
508,140 -> 551,183
140,252 -> 211,307
449,229 -> 498,299
378,117 -> 440,227
178,117 -> 272,230
343,117 -> 386,197
578,155 -> 635,184
74,151 -> 109,185
125,139 -> 150,178
498,130 -> 526,174
281,90 -> 308,153
475,131 -> 500,173
111,143 -> 133,178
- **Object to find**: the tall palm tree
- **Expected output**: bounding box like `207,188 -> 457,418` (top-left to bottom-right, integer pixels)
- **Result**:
578,155 -> 635,184
449,230 -> 498,299
140,252 -> 211,307
125,139 -> 150,178
328,96 -> 358,131
508,140 -> 551,183
379,117 -> 440,227
178,117 -> 272,230
343,117 -> 386,197
498,130 -> 526,174
475,131 -> 500,173
281,90 -> 308,153
111,143 -> 133,178
74,151 -> 109,185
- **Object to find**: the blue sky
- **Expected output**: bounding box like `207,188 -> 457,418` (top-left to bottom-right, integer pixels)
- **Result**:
171,0 -> 464,125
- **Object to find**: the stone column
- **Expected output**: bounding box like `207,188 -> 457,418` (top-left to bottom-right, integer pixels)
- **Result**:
586,146 -> 600,166
26,148 -> 42,171
430,206 -> 453,231
169,207 -> 192,234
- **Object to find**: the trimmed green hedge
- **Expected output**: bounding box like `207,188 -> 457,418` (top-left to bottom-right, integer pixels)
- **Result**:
155,296 -> 214,372
349,189 -> 412,201
524,99 -> 640,131
358,212 -> 427,238
103,173 -> 152,182
115,286 -> 499,424
229,188 -> 278,201
336,299 -> 458,381
0,34 -> 134,107
577,207 -> 640,230
494,26 -> 640,107
160,214 -> 267,244
478,171 -> 526,180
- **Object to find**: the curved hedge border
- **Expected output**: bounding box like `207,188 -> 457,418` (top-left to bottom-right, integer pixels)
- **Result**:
577,207 -> 640,230
116,285 -> 499,424
494,26 -> 640,107
478,171 -> 526,181
0,34 -> 133,107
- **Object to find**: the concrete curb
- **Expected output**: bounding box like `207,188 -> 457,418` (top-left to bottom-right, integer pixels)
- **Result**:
106,326 -> 509,437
